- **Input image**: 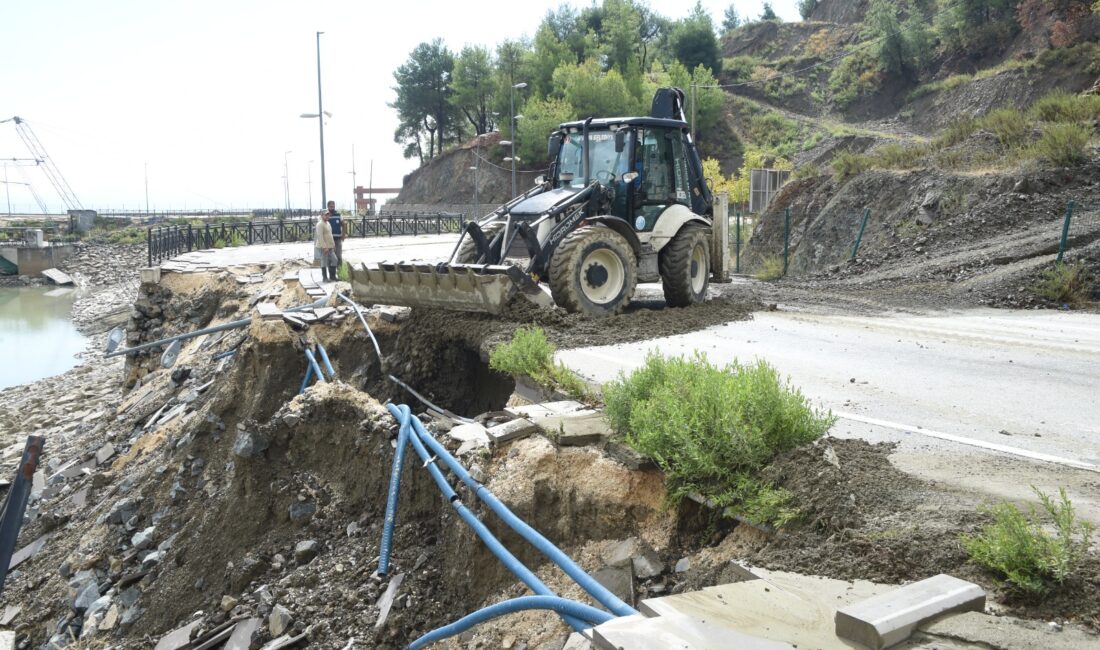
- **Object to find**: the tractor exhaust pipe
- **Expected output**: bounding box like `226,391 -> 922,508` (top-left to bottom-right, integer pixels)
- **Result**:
581,117 -> 593,187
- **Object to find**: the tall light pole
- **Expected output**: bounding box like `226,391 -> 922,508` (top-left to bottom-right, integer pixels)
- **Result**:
300,31 -> 328,211
283,150 -> 292,215
509,82 -> 527,197
144,162 -> 149,214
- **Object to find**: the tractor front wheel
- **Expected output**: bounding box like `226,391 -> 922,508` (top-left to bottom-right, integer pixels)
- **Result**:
549,226 -> 637,316
659,225 -> 710,308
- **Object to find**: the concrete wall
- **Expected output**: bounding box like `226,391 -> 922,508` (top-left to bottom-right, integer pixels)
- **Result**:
0,244 -> 75,276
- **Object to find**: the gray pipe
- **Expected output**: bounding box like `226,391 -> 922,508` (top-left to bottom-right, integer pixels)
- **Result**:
105,295 -> 329,358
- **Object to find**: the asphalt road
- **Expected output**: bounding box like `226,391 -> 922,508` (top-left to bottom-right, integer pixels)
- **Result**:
558,306 -> 1100,519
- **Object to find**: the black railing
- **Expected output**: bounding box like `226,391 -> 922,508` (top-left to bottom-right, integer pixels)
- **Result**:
147,213 -> 465,265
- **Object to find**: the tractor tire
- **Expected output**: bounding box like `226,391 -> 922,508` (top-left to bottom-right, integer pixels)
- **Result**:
659,225 -> 710,308
549,226 -> 638,316
456,221 -> 505,263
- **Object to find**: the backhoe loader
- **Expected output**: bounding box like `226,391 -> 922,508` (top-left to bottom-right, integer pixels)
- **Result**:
351,87 -> 725,317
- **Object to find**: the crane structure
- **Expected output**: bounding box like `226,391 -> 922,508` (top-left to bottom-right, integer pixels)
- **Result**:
1,116 -> 83,213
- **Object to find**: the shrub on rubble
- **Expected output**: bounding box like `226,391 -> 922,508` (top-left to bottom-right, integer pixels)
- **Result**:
489,326 -> 588,399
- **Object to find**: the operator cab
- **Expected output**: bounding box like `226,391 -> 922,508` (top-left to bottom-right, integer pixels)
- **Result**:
549,117 -> 708,231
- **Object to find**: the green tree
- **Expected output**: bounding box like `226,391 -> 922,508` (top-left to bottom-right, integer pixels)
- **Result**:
761,2 -> 779,21
670,2 -> 722,74
451,46 -> 496,135
391,39 -> 457,162
722,4 -> 741,31
554,60 -> 644,118
865,0 -> 906,76
532,22 -> 575,98
495,39 -> 534,139
662,61 -> 724,134
602,0 -> 642,74
516,97 -> 575,164
798,0 -> 818,20
934,0 -> 1018,55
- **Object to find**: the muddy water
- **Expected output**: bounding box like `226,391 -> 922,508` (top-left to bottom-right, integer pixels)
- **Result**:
0,286 -> 87,389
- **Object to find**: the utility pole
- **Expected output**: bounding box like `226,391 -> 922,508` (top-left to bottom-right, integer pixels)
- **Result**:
144,162 -> 150,214
315,31 -> 327,207
349,144 -> 356,214
283,150 -> 292,215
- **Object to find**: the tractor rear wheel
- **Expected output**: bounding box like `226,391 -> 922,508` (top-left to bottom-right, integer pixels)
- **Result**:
549,226 -> 637,316
456,221 -> 505,264
659,225 -> 710,307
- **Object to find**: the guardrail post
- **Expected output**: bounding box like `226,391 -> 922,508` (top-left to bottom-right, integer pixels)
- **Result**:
147,227 -> 152,266
850,208 -> 871,261
783,207 -> 790,277
1056,200 -> 1075,265
0,436 -> 45,595
247,220 -> 253,245
187,223 -> 193,252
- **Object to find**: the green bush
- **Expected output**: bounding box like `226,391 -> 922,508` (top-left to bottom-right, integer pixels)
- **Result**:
754,255 -> 786,281
871,142 -> 928,169
934,116 -> 979,149
831,150 -> 872,179
489,326 -> 587,399
604,353 -> 833,521
978,108 -> 1029,150
1033,261 -> 1092,307
1029,90 -> 1100,124
1033,123 -> 1092,167
963,487 -> 1094,596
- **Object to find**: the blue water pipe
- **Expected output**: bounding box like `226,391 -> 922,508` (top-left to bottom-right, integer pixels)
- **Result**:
407,414 -> 637,618
378,405 -> 413,577
384,404 -> 589,633
303,349 -> 326,384
316,343 -> 337,379
298,362 -> 314,395
407,596 -> 612,650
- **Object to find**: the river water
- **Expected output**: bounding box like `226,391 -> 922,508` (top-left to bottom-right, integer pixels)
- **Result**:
0,286 -> 88,390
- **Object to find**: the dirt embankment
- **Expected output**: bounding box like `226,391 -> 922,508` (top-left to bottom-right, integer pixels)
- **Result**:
744,157 -> 1100,310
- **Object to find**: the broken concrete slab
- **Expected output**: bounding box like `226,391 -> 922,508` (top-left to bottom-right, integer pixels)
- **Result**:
603,441 -> 656,470
486,417 -> 539,445
836,574 -> 985,650
375,572 -> 405,629
914,610 -> 1098,650
592,612 -> 795,650
639,577 -> 844,649
94,442 -> 116,465
260,630 -> 309,650
153,619 -> 201,650
225,618 -> 262,650
0,631 -> 13,650
592,567 -> 633,611
8,534 -> 48,570
41,268 -> 74,285
505,400 -> 588,419
255,302 -> 283,321
535,411 -> 611,447
447,423 -> 490,455
0,604 -> 21,626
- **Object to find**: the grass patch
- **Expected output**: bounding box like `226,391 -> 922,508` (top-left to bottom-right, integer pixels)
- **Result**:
604,353 -> 833,526
963,487 -> 1094,596
831,150 -> 873,180
87,226 -> 146,245
754,255 -> 786,281
337,262 -> 350,282
978,108 -> 1029,150
1033,123 -> 1092,167
1033,261 -> 1092,307
1029,90 -> 1100,124
489,326 -> 588,400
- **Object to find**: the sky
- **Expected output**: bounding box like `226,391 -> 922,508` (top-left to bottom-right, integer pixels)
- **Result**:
0,0 -> 800,214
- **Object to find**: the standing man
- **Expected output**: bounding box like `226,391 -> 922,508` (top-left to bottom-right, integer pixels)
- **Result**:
314,210 -> 336,282
325,200 -> 345,271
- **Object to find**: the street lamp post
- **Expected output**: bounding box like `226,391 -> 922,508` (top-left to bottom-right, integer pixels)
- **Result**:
509,82 -> 527,197
283,150 -> 292,215
300,31 -> 328,212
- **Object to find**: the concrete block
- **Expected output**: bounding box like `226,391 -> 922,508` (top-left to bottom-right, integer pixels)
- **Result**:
593,612 -> 794,650
486,417 -> 538,445
0,631 -> 14,650
153,620 -> 201,650
140,267 -> 162,284
535,411 -> 611,447
835,574 -> 985,649
224,618 -> 262,650
592,567 -> 633,611
505,400 -> 587,419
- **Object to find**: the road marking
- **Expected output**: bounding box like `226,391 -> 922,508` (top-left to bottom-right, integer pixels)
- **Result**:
836,411 -> 1099,473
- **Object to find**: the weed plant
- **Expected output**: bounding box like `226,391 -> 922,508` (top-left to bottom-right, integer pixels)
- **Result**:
604,353 -> 833,526
963,487 -> 1094,596
1033,261 -> 1092,307
1033,124 -> 1091,167
754,255 -> 786,281
489,326 -> 588,400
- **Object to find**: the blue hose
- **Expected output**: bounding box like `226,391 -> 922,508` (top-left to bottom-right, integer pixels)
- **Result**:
303,349 -> 326,384
384,404 -> 588,632
407,596 -> 611,650
378,405 -> 412,577
316,343 -> 337,379
408,416 -> 637,617
298,361 -> 314,395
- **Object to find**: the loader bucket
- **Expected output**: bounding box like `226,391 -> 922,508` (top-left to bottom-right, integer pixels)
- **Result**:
349,262 -> 554,315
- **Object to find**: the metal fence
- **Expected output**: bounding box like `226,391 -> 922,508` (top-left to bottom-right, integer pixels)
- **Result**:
147,212 -> 466,265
